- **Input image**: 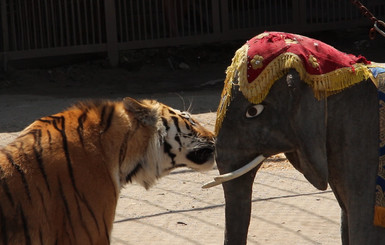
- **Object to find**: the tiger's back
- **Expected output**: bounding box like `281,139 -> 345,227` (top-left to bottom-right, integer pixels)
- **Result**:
0,101 -> 122,244
0,97 -> 215,245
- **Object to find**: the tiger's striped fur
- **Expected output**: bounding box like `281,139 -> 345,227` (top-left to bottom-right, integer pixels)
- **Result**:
0,97 -> 215,245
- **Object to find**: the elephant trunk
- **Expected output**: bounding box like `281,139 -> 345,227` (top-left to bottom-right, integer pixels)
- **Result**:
221,167 -> 258,245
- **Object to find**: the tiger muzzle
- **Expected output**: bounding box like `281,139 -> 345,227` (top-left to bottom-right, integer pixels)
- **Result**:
186,145 -> 215,165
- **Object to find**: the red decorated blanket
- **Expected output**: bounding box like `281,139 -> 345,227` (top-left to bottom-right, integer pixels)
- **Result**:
216,31 -> 373,132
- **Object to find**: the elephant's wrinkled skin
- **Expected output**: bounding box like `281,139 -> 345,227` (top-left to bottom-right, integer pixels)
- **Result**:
216,69 -> 385,244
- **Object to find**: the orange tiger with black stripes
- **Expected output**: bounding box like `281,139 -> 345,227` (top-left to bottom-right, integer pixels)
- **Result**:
0,97 -> 215,245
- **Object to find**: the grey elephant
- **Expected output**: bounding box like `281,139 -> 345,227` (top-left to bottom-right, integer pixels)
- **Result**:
204,32 -> 385,244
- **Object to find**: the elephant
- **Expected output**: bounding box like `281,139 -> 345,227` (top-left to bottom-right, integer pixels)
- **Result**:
204,32 -> 385,244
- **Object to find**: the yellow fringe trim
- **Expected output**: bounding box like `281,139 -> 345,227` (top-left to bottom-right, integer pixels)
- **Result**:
215,44 -> 373,134
215,44 -> 248,134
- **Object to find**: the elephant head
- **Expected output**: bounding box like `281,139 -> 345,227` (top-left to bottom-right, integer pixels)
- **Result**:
215,70 -> 332,244
206,32 -> 385,244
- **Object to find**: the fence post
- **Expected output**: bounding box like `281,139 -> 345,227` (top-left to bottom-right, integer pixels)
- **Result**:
211,0 -> 221,36
104,0 -> 119,67
220,0 -> 229,39
1,0 -> 9,71
293,0 -> 306,29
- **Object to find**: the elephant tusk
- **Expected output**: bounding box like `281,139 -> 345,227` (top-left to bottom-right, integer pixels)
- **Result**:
202,155 -> 266,188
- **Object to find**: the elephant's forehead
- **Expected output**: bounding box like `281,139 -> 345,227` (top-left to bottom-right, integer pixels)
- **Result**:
215,31 -> 374,134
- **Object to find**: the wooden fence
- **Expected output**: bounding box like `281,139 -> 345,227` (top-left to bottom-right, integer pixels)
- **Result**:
1,0 -> 384,68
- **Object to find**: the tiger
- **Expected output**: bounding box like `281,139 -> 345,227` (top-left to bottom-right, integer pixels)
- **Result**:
0,97 -> 215,245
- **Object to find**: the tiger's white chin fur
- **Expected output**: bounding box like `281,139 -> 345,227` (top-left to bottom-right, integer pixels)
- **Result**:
119,124 -> 166,190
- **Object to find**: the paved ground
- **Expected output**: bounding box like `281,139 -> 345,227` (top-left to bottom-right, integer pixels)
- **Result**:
111,166 -> 340,245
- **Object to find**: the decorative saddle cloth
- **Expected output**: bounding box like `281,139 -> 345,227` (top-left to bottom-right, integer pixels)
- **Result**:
216,31 -> 373,133
214,31 -> 385,227
374,65 -> 385,227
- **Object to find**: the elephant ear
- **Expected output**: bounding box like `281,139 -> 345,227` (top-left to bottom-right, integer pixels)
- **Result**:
285,70 -> 328,190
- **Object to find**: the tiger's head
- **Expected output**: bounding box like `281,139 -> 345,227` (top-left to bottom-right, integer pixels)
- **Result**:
117,97 -> 215,189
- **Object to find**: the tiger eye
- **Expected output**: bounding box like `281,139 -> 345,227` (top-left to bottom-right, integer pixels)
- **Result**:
247,107 -> 258,117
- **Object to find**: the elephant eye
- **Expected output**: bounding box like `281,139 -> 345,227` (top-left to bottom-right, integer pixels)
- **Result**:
246,104 -> 264,118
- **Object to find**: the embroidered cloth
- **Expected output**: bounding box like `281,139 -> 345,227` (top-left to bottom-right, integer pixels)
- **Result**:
215,31 -> 372,133
374,64 -> 385,227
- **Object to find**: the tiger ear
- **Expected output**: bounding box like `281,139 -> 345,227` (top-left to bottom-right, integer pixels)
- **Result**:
123,97 -> 158,126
